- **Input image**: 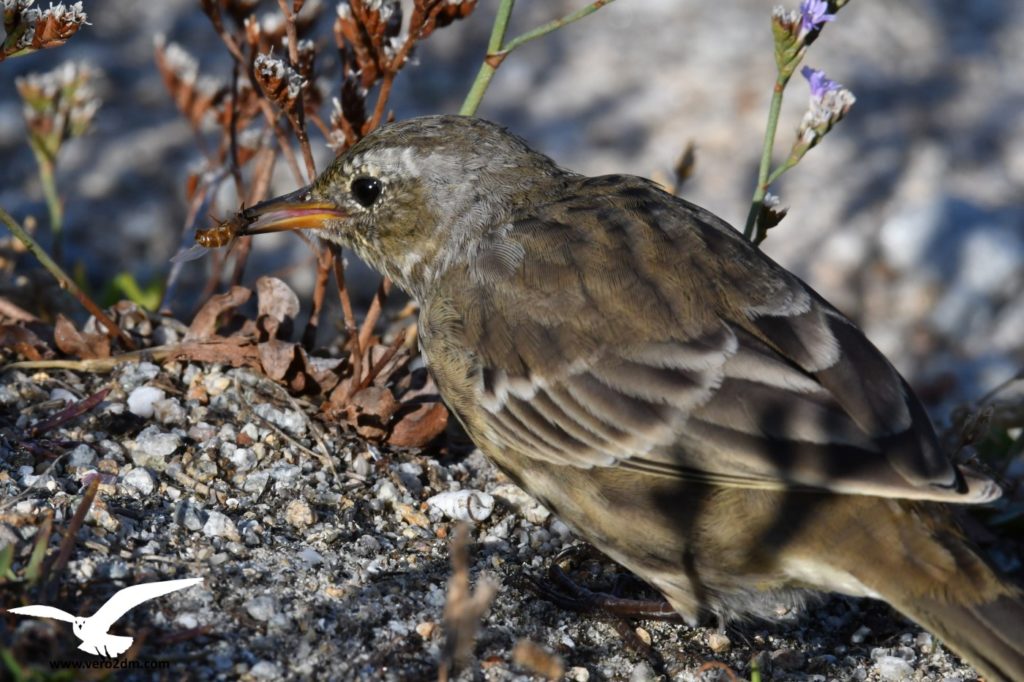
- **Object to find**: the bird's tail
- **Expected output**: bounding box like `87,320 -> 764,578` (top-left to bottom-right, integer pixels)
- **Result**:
883,591 -> 1024,682
838,502 -> 1024,682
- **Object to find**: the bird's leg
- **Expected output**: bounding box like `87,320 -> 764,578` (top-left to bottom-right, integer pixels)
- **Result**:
523,545 -> 683,621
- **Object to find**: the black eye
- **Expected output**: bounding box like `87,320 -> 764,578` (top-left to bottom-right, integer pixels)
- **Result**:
350,176 -> 382,207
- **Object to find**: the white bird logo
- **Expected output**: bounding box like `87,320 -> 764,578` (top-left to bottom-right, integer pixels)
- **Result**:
7,577 -> 203,658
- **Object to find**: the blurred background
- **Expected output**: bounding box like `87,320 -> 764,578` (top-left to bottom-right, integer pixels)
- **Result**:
1,0 -> 1022,415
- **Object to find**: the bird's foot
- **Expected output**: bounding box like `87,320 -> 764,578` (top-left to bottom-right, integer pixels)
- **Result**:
522,544 -> 683,621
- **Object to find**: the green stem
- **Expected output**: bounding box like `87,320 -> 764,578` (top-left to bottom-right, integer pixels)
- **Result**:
501,0 -> 618,54
36,156 -> 64,263
459,0 -> 516,117
459,0 -> 620,117
743,72 -> 791,242
0,206 -> 135,349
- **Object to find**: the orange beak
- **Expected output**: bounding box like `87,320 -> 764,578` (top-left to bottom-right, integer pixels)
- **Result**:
242,186 -> 348,235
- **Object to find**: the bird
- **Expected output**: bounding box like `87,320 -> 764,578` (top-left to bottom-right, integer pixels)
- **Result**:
7,577 -> 202,657
234,115 -> 1023,680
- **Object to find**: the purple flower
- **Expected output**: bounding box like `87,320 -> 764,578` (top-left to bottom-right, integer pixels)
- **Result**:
799,0 -> 835,34
801,66 -> 841,99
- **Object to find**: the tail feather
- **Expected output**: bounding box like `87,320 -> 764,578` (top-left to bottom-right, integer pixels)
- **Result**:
889,593 -> 1024,682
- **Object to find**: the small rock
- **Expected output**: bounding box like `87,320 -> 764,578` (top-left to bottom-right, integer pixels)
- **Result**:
245,596 -> 277,622
566,667 -> 590,682
415,621 -> 435,639
129,425 -> 181,469
202,510 -> 240,541
634,627 -> 651,646
174,501 -> 206,531
249,660 -> 281,680
68,444 -> 97,467
228,447 -> 257,472
253,403 -> 306,437
153,397 -> 186,425
127,386 -> 166,418
298,548 -> 323,566
376,479 -> 399,503
122,468 -> 156,496
707,632 -> 731,653
285,499 -> 315,528
629,661 -> 656,682
916,632 -> 934,654
874,655 -> 914,681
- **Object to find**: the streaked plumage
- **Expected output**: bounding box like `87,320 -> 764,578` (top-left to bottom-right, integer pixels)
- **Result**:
242,115 -> 1023,681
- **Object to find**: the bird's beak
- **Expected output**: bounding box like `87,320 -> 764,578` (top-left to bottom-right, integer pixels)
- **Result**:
241,186 -> 348,236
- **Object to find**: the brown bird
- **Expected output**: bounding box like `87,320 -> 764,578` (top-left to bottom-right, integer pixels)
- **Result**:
236,115 -> 1023,680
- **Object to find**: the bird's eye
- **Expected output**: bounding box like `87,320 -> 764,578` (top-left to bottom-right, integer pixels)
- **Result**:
350,176 -> 382,207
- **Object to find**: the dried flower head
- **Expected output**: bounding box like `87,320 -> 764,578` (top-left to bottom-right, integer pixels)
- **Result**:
154,36 -> 229,130
16,61 -> 100,163
2,0 -> 87,61
254,51 -> 306,114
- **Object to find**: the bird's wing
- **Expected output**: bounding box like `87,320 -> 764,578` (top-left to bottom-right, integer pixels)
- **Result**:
434,174 -> 998,503
88,578 -> 202,633
8,605 -> 77,622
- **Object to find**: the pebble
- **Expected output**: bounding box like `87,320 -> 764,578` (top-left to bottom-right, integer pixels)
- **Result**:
68,444 -> 97,467
249,661 -> 281,679
629,661 -> 656,682
415,621 -> 435,639
153,397 -> 186,425
285,499 -> 315,528
202,510 -> 240,541
228,447 -> 257,472
246,596 -> 277,622
122,467 -> 156,496
175,502 -> 206,531
707,632 -> 731,653
129,425 -> 181,469
127,385 -> 166,418
253,403 -> 306,437
566,667 -> 590,682
874,655 -> 915,681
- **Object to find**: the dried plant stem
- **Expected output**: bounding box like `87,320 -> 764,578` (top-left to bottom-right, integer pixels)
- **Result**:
43,477 -> 99,601
331,247 -> 362,398
358,277 -> 392,353
459,0 -> 620,117
0,207 -> 135,349
303,248 -> 334,347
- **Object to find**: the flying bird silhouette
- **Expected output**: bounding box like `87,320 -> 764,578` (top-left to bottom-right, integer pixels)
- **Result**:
7,577 -> 202,658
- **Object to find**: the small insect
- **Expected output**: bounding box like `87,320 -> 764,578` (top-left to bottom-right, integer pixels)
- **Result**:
195,211 -> 251,248
170,210 -> 251,264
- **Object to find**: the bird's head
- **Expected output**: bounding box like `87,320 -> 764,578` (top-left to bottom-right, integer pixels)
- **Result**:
241,115 -> 564,298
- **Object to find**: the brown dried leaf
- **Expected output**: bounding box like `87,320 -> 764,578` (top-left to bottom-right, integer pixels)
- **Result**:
388,401 -> 448,448
54,314 -> 110,359
256,276 -> 300,324
0,324 -> 51,361
187,286 -> 252,340
343,385 -> 399,441
258,338 -> 297,381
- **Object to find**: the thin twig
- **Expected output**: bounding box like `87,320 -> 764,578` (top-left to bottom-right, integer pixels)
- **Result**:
0,207 -> 135,349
